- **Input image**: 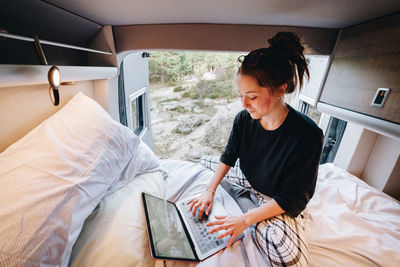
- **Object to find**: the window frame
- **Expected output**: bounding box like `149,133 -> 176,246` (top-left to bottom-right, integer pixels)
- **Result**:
128,87 -> 148,137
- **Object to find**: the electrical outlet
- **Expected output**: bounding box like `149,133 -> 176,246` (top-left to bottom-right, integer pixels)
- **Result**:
371,88 -> 390,108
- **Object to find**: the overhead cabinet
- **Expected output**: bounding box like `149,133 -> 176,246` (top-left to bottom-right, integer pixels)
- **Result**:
0,0 -> 117,86
320,13 -> 400,125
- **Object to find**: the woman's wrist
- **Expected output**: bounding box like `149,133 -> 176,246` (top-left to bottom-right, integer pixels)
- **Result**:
241,214 -> 250,229
205,186 -> 215,194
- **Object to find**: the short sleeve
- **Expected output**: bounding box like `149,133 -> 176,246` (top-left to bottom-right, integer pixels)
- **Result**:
219,111 -> 244,167
273,129 -> 323,217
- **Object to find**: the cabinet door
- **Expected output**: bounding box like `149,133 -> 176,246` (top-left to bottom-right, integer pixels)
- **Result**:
119,51 -> 154,149
320,13 -> 400,124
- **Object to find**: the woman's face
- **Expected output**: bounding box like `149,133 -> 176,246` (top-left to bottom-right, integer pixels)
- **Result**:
236,74 -> 283,120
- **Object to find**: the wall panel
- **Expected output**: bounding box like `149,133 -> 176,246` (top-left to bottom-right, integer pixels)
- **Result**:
114,23 -> 338,55
320,13 -> 400,124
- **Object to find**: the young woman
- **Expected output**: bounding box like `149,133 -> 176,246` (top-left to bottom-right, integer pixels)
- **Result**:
188,32 -> 324,266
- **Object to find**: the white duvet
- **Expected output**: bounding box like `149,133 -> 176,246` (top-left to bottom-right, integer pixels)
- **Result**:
70,162 -> 400,267
304,163 -> 400,267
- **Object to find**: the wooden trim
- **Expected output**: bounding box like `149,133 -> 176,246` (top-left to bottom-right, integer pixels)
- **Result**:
114,23 -> 338,55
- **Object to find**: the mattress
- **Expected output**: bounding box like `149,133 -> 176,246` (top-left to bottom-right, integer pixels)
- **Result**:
69,161 -> 400,267
303,163 -> 400,266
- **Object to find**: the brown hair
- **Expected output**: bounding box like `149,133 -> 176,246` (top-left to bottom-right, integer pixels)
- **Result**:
238,32 -> 310,94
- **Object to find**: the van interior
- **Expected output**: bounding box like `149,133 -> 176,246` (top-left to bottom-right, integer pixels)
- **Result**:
0,0 -> 399,266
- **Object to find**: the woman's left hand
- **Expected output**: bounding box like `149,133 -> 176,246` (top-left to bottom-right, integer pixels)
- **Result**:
206,215 -> 248,248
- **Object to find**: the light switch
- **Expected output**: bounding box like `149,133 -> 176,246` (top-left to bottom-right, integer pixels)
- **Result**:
371,88 -> 390,108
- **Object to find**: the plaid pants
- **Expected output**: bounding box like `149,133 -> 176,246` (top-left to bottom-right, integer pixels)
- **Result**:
199,155 -> 309,267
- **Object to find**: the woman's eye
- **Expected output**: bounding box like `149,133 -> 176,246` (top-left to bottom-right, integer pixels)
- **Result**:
249,96 -> 257,100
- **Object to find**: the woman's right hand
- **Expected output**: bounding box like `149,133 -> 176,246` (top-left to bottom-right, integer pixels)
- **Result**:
187,190 -> 214,220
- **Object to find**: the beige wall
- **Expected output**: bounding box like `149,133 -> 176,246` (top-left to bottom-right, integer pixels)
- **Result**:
93,79 -> 110,112
362,135 -> 400,192
0,81 -> 95,152
335,122 -> 400,200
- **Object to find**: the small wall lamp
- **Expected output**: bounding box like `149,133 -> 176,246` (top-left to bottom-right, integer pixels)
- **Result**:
33,36 -> 61,106
48,66 -> 61,105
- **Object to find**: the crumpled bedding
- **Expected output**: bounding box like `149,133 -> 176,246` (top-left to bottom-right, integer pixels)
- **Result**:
70,161 -> 400,267
303,163 -> 400,267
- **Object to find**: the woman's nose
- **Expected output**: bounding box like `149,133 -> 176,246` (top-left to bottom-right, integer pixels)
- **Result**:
242,97 -> 249,108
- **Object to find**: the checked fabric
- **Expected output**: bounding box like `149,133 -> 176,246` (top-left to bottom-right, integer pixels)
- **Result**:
199,155 -> 309,267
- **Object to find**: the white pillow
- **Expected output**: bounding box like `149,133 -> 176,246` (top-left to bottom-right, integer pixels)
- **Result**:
0,92 -> 143,266
104,140 -> 161,197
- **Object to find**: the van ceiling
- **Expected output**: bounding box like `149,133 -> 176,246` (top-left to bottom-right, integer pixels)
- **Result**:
45,0 -> 400,28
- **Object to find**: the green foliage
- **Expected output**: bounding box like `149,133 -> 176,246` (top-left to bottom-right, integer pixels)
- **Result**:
173,86 -> 185,92
149,51 -> 192,83
149,51 -> 240,83
149,50 -> 242,101
182,79 -> 238,101
169,106 -> 188,113
182,90 -> 199,99
167,80 -> 176,86
157,97 -> 179,105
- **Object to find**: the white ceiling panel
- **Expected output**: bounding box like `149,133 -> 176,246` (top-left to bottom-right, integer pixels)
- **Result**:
45,0 -> 400,28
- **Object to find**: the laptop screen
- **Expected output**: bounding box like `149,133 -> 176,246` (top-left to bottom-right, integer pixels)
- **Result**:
142,193 -> 197,261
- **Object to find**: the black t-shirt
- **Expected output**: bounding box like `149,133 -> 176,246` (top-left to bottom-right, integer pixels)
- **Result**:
220,105 -> 324,217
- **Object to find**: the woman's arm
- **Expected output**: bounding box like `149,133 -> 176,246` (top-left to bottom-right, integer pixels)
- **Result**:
243,199 -> 284,226
206,162 -> 231,193
188,162 -> 231,219
207,199 -> 285,247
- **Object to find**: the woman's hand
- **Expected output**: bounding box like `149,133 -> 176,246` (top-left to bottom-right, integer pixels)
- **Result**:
187,190 -> 214,220
206,215 -> 248,248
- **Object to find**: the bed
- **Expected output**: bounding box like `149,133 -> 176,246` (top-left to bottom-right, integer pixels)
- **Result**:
1,92 -> 399,266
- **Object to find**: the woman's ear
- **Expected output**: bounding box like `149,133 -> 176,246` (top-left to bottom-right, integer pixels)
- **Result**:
277,83 -> 287,97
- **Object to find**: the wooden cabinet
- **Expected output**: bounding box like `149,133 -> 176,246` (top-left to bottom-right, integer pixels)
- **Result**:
320,13 -> 400,124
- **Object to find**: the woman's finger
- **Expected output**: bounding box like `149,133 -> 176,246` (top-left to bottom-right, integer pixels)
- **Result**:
188,199 -> 198,211
218,230 -> 232,240
206,219 -> 225,227
205,202 -> 213,216
208,225 -> 226,234
227,234 -> 238,248
198,203 -> 207,220
214,215 -> 227,220
192,202 -> 201,217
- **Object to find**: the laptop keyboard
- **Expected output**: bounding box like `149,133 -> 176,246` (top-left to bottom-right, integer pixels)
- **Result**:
180,201 -> 226,255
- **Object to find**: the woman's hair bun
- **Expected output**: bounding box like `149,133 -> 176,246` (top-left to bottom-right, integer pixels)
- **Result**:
268,32 -> 304,55
239,31 -> 309,94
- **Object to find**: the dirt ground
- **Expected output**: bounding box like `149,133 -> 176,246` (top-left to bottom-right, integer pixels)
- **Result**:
149,83 -> 241,162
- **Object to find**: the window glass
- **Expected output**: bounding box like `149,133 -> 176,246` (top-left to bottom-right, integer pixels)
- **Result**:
129,88 -> 146,136
148,51 -> 242,161
320,117 -> 347,164
308,104 -> 322,126
131,98 -> 138,130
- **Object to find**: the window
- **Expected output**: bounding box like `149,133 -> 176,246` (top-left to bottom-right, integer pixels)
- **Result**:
299,101 -> 322,126
320,117 -> 347,164
148,50 -> 242,161
128,87 -> 147,136
298,100 -> 347,164
118,57 -> 150,140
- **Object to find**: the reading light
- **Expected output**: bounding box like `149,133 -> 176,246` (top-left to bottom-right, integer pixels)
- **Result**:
48,66 -> 61,106
33,35 -> 61,106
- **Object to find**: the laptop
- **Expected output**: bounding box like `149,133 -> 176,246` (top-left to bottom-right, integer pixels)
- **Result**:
142,192 -> 244,262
